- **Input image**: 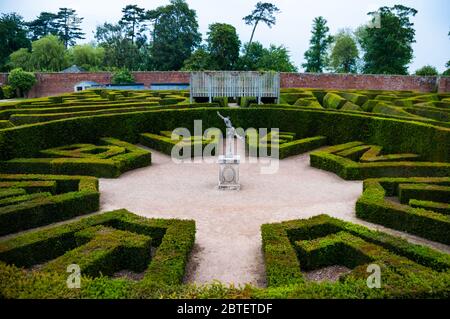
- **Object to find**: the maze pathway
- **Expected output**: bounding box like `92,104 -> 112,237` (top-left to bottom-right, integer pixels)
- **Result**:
99,141 -> 450,287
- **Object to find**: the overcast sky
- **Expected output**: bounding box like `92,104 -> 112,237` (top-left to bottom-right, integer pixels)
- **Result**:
1,0 -> 449,72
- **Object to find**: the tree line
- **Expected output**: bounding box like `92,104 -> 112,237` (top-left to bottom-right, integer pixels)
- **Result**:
0,1 -> 448,76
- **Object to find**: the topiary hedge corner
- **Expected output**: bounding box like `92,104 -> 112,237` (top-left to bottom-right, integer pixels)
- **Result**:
0,174 -> 100,236
261,214 -> 450,298
0,138 -> 151,178
310,141 -> 450,180
356,177 -> 450,244
0,209 -> 196,298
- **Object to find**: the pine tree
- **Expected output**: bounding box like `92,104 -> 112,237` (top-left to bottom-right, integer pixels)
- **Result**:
54,8 -> 85,48
302,16 -> 333,73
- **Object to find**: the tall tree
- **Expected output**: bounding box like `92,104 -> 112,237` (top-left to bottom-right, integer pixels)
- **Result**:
238,42 -> 266,70
95,22 -> 144,70
243,2 -> 280,47
329,30 -> 359,73
27,12 -> 58,41
259,45 -> 298,72
68,44 -> 105,71
302,16 -> 333,73
8,48 -> 32,71
148,0 -> 201,70
0,13 -> 31,71
207,23 -> 241,70
182,46 -> 213,71
357,5 -> 417,75
238,42 -> 297,72
54,8 -> 85,48
29,35 -> 68,71
119,5 -> 147,44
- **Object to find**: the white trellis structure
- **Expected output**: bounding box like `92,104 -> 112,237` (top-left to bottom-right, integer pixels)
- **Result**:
190,71 -> 280,104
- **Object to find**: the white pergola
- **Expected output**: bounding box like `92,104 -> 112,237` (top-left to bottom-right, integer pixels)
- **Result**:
190,71 -> 280,104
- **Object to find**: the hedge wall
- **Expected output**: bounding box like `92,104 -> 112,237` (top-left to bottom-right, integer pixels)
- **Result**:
0,209 -> 196,298
0,107 -> 449,163
0,174 -> 99,236
261,214 -> 450,298
0,138 -> 151,178
356,177 -> 450,244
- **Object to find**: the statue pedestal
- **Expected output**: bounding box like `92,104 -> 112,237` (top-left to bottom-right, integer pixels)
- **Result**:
218,155 -> 241,190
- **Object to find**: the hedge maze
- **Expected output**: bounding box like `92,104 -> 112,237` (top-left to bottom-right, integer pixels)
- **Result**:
261,215 -> 450,298
0,87 -> 449,299
356,177 -> 450,244
246,130 -> 327,159
310,142 -> 450,180
0,209 -> 196,298
276,89 -> 450,127
140,130 -> 220,159
0,174 -> 99,236
0,138 -> 151,178
0,89 -> 218,127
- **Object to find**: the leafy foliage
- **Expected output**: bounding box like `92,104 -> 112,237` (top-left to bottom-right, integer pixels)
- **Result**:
29,35 -> 68,71
330,30 -> 359,73
414,65 -> 439,76
357,5 -> 417,75
302,17 -> 333,73
95,23 -> 145,71
68,44 -> 105,71
206,23 -> 241,70
148,0 -> 201,71
0,13 -> 30,71
7,68 -> 36,97
111,69 -> 135,84
181,47 -> 213,71
119,5 -> 147,44
26,12 -> 59,41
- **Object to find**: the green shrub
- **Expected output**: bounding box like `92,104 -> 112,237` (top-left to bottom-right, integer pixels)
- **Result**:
341,102 -> 362,112
7,69 -> 36,98
1,86 -> 15,99
239,96 -> 257,108
0,174 -> 99,236
323,93 -> 347,109
111,69 -> 135,84
415,65 -> 439,76
356,178 -> 450,244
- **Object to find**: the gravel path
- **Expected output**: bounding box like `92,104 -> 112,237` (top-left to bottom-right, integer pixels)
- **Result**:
99,141 -> 450,288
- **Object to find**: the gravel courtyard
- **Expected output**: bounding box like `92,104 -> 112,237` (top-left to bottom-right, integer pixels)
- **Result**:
99,141 -> 450,287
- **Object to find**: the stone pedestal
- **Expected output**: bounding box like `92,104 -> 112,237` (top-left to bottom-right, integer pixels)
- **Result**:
218,155 -> 241,190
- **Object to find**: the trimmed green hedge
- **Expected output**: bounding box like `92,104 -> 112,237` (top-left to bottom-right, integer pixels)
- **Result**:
0,209 -> 196,298
0,174 -> 99,236
261,214 -> 450,298
140,130 -> 219,159
356,177 -> 450,244
246,130 -> 327,159
0,138 -> 151,178
0,105 -> 449,164
310,142 -> 450,180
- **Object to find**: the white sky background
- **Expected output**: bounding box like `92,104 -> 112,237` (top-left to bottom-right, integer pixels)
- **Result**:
0,0 -> 449,72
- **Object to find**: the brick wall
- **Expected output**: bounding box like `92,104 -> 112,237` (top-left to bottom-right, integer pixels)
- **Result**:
280,73 -> 441,92
0,71 -> 448,98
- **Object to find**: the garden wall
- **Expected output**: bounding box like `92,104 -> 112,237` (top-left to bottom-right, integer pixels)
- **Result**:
0,72 -> 448,98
